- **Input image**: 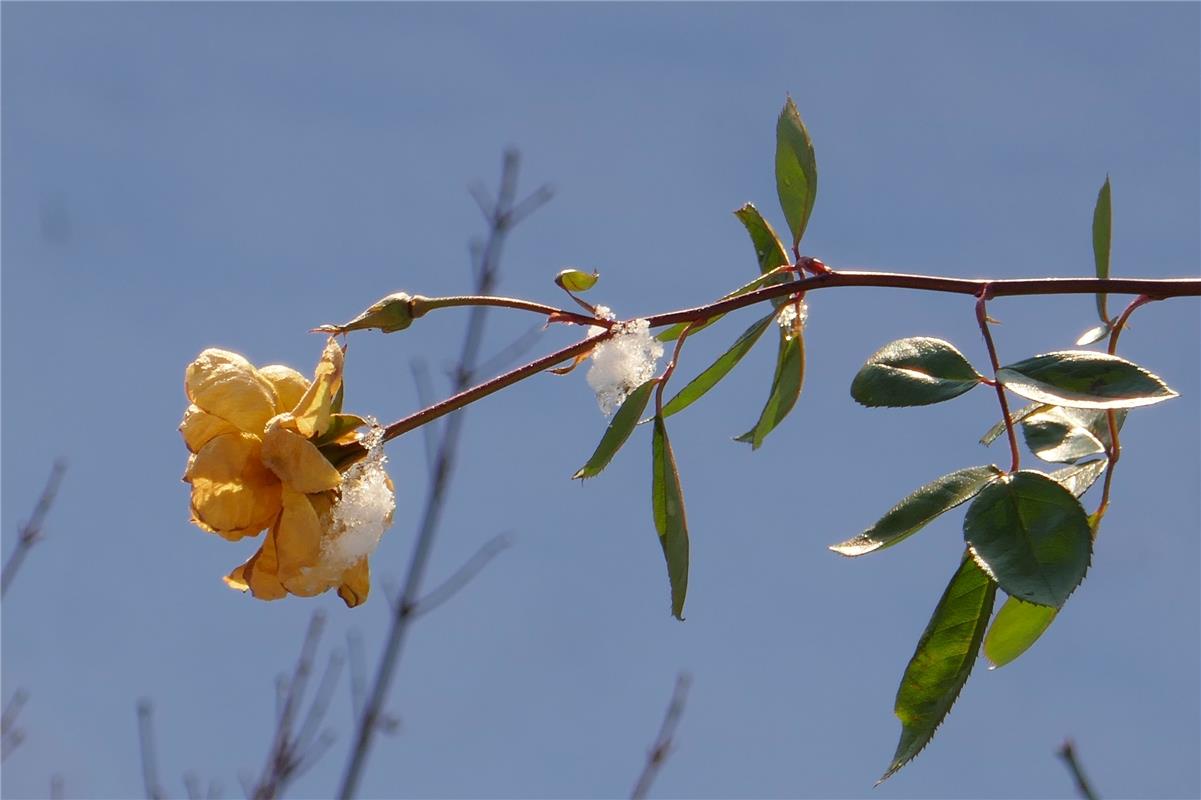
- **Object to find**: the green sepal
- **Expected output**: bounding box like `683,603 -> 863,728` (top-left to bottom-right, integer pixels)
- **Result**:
851,337 -> 982,407
963,471 -> 1092,608
984,596 -> 1058,669
573,380 -> 658,480
830,465 -> 1002,556
313,413 -> 368,447
775,96 -> 818,249
662,313 -> 774,418
879,553 -> 996,784
330,382 -> 345,415
997,351 -> 1177,409
652,415 -> 689,620
734,328 -> 804,449
1092,176 -> 1112,325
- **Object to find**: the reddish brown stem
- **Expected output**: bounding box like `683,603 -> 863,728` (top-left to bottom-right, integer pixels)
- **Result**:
975,289 -> 1020,473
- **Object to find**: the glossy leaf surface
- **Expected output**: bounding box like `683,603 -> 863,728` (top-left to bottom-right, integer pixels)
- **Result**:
1092,177 -> 1111,324
984,596 -> 1058,669
652,416 -> 689,620
881,554 -> 996,783
964,471 -> 1092,608
997,351 -> 1177,409
1075,322 -> 1111,347
979,402 -> 1049,446
573,380 -> 657,480
830,465 -> 1002,556
775,96 -> 818,248
851,337 -> 981,407
1048,459 -> 1108,498
662,314 -> 774,418
1021,406 -> 1125,464
735,329 -> 804,449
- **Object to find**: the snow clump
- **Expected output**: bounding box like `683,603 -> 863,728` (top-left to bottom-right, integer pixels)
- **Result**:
585,317 -> 663,417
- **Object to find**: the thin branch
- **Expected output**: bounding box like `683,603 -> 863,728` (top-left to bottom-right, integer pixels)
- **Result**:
137,699 -> 167,800
0,689 -> 28,762
377,271 -> 1198,451
2,460 -> 67,597
474,322 -> 545,377
1057,738 -> 1100,800
411,533 -> 512,619
252,611 -> 329,800
630,673 -> 693,800
408,359 -> 440,473
338,151 -> 549,799
975,289 -> 1020,473
345,630 -> 367,722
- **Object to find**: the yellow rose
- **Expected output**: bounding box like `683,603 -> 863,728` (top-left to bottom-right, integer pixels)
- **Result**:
181,338 -> 393,607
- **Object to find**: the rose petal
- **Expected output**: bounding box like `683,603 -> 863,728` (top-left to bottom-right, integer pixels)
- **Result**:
185,349 -> 278,434
258,365 -> 310,415
187,432 -> 281,539
260,416 -> 342,493
291,339 -> 344,438
180,404 -> 239,453
337,558 -> 371,608
275,486 -> 322,582
227,527 -> 287,601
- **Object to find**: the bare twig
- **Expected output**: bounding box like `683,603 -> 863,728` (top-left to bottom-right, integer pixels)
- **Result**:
252,611 -> 341,800
137,699 -> 167,800
630,672 -> 693,800
412,533 -> 512,619
1057,738 -> 1100,800
408,360 -> 440,473
2,460 -> 66,597
337,150 -> 551,799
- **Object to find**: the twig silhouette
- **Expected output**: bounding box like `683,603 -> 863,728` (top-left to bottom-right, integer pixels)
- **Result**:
2,459 -> 66,597
336,150 -> 551,799
1,689 -> 29,761
1057,738 -> 1100,800
137,699 -> 167,800
630,672 -> 692,800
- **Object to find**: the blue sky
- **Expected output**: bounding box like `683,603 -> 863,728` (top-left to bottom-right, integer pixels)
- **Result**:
2,3 -> 1198,798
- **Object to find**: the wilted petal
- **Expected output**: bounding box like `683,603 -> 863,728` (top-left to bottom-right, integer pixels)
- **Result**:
260,416 -> 342,493
337,558 -> 371,608
291,338 -> 344,438
188,432 -> 281,539
180,404 -> 239,453
224,528 -> 287,601
275,486 -> 322,583
186,349 -> 278,434
258,365 -> 309,415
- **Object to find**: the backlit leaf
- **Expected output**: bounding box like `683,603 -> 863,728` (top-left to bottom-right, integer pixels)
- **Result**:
1021,406 -> 1125,464
1047,459 -> 1107,498
554,269 -> 599,293
662,314 -> 774,418
1075,323 -> 1111,347
830,466 -> 1002,556
573,380 -> 658,480
879,554 -> 996,783
734,329 -> 804,449
979,402 -> 1049,446
851,337 -> 982,407
1092,177 -> 1111,324
984,596 -> 1058,669
997,351 -> 1177,409
652,416 -> 689,620
776,97 -> 818,249
964,471 -> 1092,608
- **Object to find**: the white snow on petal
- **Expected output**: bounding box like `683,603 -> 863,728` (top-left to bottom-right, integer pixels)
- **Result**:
319,419 -> 394,572
585,319 -> 663,416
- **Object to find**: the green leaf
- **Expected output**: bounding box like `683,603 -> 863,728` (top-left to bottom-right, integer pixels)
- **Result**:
984,596 -> 1058,669
776,97 -> 818,249
830,466 -> 1002,556
1092,177 -> 1111,324
313,413 -> 368,447
997,351 -> 1178,409
1075,322 -> 1111,347
963,471 -> 1092,608
851,337 -> 982,407
652,416 -> 689,620
1021,406 -> 1125,464
734,203 -> 791,275
662,314 -> 774,418
1047,459 -> 1108,498
573,380 -> 658,480
555,269 -> 599,293
979,402 -> 1049,446
880,554 -> 996,784
734,329 -> 804,449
